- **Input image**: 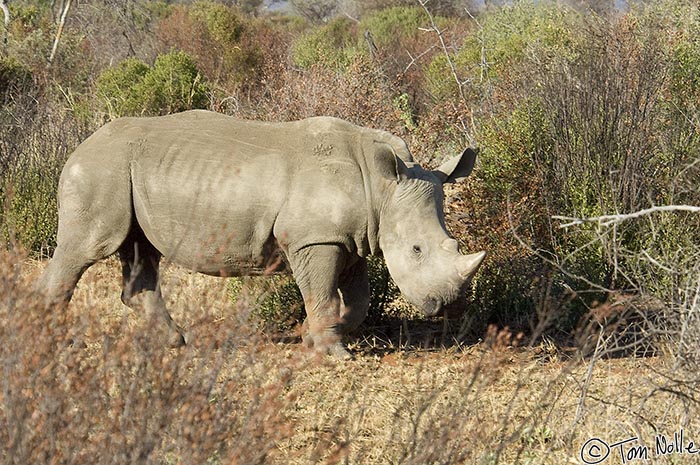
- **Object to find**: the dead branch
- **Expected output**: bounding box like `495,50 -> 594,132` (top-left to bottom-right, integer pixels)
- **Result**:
418,0 -> 477,145
553,205 -> 700,229
1,0 -> 9,53
1,0 -> 9,29
403,44 -> 438,74
48,0 -> 72,66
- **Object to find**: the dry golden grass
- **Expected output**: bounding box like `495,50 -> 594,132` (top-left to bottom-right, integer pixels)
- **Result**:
1,249 -> 698,465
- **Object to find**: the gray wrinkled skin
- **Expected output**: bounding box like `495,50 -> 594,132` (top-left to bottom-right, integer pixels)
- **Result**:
35,110 -> 486,357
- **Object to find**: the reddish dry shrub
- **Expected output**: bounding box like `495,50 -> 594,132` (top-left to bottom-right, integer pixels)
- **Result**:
227,56 -> 406,135
156,5 -> 262,93
0,251 -> 292,465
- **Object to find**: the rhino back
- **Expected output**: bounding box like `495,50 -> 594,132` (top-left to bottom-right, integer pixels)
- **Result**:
85,111 -> 373,274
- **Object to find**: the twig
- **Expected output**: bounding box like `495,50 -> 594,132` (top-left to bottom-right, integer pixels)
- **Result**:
506,194 -> 615,294
403,44 -> 437,74
464,7 -> 490,85
553,205 -> 700,228
418,0 -> 477,145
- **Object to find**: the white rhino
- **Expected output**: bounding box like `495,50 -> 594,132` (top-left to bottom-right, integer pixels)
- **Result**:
35,110 -> 485,357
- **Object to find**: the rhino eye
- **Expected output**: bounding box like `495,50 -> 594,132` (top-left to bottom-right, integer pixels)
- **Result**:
412,245 -> 422,255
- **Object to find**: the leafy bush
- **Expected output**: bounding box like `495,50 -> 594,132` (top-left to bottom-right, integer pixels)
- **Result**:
425,1 -> 582,101
1,97 -> 87,254
96,51 -> 209,119
2,166 -> 60,253
228,275 -> 305,334
359,6 -> 426,47
140,51 -> 209,115
291,17 -> 359,70
95,58 -> 150,119
459,1 -> 700,346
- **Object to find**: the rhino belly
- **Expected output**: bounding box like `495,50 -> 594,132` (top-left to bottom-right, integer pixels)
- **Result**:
129,152 -> 290,277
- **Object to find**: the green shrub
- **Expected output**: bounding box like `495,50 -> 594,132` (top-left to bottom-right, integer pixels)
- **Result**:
462,4 -> 700,340
1,166 -> 59,253
0,101 -> 81,254
96,51 -> 209,119
425,0 -> 582,101
291,17 -> 359,70
359,6 -> 426,47
156,2 -> 262,91
140,51 -> 209,115
366,256 -> 400,323
189,1 -> 245,45
95,58 -> 150,119
228,275 -> 305,334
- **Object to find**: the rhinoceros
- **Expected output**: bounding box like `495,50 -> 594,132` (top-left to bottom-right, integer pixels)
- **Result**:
35,110 -> 485,356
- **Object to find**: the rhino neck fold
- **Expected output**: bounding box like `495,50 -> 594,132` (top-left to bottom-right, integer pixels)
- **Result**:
357,141 -> 381,257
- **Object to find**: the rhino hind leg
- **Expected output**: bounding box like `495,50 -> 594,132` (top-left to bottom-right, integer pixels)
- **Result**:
118,228 -> 186,348
35,245 -> 98,310
35,191 -> 132,310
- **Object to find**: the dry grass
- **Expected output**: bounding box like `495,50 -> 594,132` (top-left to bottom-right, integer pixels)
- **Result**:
1,249 -> 699,464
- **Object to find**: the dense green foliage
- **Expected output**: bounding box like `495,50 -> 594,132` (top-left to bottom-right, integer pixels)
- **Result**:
96,52 -> 208,118
291,17 -> 358,69
1,0 -> 698,350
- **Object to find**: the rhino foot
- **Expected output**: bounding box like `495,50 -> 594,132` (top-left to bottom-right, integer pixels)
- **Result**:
302,328 -> 352,359
325,343 -> 353,360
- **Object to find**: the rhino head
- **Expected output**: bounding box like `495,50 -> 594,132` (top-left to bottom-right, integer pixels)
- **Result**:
375,146 -> 486,317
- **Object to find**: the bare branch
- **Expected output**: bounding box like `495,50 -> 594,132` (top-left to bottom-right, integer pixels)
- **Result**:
403,44 -> 438,74
553,205 -> 700,229
48,0 -> 72,65
418,0 -> 477,145
418,0 -> 468,101
1,0 -> 9,53
0,0 -> 9,30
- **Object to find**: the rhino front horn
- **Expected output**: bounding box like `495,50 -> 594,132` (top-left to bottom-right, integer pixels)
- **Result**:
456,251 -> 487,279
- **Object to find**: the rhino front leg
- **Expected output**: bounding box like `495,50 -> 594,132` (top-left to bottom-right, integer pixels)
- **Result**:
290,244 -> 350,358
338,258 -> 370,334
119,232 -> 185,348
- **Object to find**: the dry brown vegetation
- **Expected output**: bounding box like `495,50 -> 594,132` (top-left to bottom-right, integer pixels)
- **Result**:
2,251 -> 699,464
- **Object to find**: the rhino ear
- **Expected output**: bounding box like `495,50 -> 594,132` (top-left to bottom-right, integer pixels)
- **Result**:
432,147 -> 478,184
375,143 -> 409,183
